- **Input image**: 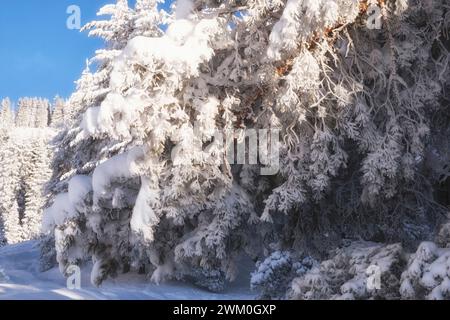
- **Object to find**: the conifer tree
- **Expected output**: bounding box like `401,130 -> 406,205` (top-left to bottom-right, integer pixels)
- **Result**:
0,136 -> 27,244
21,137 -> 52,240
1,98 -> 54,245
15,98 -> 31,127
0,98 -> 15,128
51,96 -> 68,127
42,0 -> 450,296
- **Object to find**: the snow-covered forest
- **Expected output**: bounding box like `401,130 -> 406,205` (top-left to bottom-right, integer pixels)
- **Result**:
1,0 -> 450,300
0,97 -> 55,245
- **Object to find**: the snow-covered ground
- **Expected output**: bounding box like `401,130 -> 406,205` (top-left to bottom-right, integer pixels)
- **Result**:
0,241 -> 256,300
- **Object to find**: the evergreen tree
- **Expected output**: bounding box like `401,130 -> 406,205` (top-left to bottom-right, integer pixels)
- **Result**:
0,136 -> 26,244
15,98 -> 31,127
82,0 -> 134,50
42,0 -> 450,296
132,0 -> 168,38
41,0 -> 166,271
51,96 -> 68,127
0,98 -> 15,128
1,131 -> 54,245
21,136 -> 52,240
34,98 -> 51,128
15,97 -> 50,128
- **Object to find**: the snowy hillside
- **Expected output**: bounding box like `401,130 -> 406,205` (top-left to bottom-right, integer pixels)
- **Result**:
0,241 -> 255,300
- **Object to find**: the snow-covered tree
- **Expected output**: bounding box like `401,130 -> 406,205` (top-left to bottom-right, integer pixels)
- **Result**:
288,241 -> 405,300
35,98 -> 51,128
21,136 -> 52,240
400,240 -> 450,300
41,0 -> 167,273
0,109 -> 54,245
1,99 -> 19,244
0,98 -> 15,129
15,97 -> 50,128
43,0 -> 450,296
0,98 -> 15,195
15,98 -> 32,127
51,96 -> 68,128
132,0 -> 169,38
0,135 -> 29,244
82,0 -> 134,50
0,137 -> 20,245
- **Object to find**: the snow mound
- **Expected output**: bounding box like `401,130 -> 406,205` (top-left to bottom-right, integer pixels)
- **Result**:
400,242 -> 450,300
289,242 -> 405,300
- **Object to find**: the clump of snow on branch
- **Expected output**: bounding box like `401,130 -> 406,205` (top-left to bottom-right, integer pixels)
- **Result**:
400,242 -> 450,300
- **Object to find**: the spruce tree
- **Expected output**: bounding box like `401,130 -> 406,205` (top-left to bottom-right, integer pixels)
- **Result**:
51,96 -> 67,128
0,98 -> 15,128
42,0 -> 450,296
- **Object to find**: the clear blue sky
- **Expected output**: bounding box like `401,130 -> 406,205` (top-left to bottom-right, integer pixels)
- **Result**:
0,0 -> 170,104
